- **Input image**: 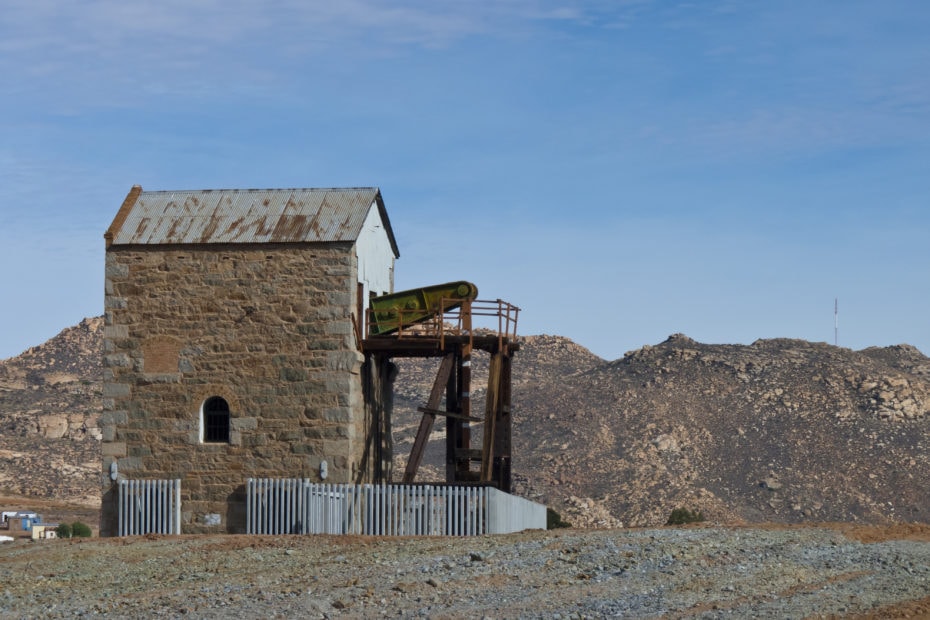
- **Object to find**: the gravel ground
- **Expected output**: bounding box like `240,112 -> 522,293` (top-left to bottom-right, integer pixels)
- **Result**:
1,525 -> 929,619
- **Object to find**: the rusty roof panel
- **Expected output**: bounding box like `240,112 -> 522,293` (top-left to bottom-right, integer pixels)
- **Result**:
108,188 -> 388,247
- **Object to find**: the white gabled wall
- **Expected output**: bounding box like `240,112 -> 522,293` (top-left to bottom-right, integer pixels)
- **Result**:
356,202 -> 396,305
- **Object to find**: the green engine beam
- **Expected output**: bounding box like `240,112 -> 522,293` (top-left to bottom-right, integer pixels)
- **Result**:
368,281 -> 478,336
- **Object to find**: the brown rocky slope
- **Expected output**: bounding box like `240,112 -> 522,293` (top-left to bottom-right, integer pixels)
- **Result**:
394,333 -> 930,528
2,320 -> 930,530
0,318 -> 102,505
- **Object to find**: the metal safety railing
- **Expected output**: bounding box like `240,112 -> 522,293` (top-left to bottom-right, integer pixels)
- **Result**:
118,479 -> 181,536
366,298 -> 520,350
246,480 -> 545,536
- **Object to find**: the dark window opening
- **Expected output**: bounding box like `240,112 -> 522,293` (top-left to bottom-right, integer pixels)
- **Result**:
203,396 -> 230,443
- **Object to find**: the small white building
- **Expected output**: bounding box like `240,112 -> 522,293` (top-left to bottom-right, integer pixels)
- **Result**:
30,524 -> 59,540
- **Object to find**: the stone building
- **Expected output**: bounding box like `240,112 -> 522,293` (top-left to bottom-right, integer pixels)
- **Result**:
100,186 -> 399,535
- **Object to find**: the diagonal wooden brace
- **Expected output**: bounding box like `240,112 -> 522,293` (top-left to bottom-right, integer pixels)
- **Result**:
403,353 -> 455,483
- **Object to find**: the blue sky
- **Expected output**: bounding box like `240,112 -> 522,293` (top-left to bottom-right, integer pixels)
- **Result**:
1,1 -> 928,361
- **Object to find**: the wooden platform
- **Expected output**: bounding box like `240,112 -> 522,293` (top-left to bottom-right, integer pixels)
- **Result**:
362,334 -> 518,357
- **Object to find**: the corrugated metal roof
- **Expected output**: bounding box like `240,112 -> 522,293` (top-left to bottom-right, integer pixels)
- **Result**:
105,187 -> 399,256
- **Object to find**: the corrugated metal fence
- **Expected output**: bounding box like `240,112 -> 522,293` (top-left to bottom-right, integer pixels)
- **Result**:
118,479 -> 182,536
247,480 -> 546,536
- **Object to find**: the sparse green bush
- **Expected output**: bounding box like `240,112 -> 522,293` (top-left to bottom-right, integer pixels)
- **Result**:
547,507 -> 571,529
55,523 -> 72,538
665,507 -> 705,526
71,522 -> 92,537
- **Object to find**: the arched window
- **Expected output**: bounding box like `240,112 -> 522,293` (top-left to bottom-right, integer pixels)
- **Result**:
201,396 -> 230,443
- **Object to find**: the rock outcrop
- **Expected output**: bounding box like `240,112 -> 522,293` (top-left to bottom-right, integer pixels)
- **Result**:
0,318 -> 103,504
392,333 -> 930,527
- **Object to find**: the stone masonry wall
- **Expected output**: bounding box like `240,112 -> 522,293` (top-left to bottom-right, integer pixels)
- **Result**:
101,242 -> 375,535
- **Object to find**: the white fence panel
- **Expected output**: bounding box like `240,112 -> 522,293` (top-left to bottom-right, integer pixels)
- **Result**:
247,479 -> 545,536
118,479 -> 181,536
486,487 -> 547,534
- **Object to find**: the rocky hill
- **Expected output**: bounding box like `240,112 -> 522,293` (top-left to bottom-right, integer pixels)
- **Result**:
0,318 -> 103,505
390,333 -> 930,528
2,319 -> 930,529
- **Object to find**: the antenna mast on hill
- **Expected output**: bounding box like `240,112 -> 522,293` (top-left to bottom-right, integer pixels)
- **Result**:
834,298 -> 838,346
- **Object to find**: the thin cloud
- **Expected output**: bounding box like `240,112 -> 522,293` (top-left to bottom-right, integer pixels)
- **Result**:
0,0 -> 632,104
0,0 -> 619,58
685,106 -> 912,158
